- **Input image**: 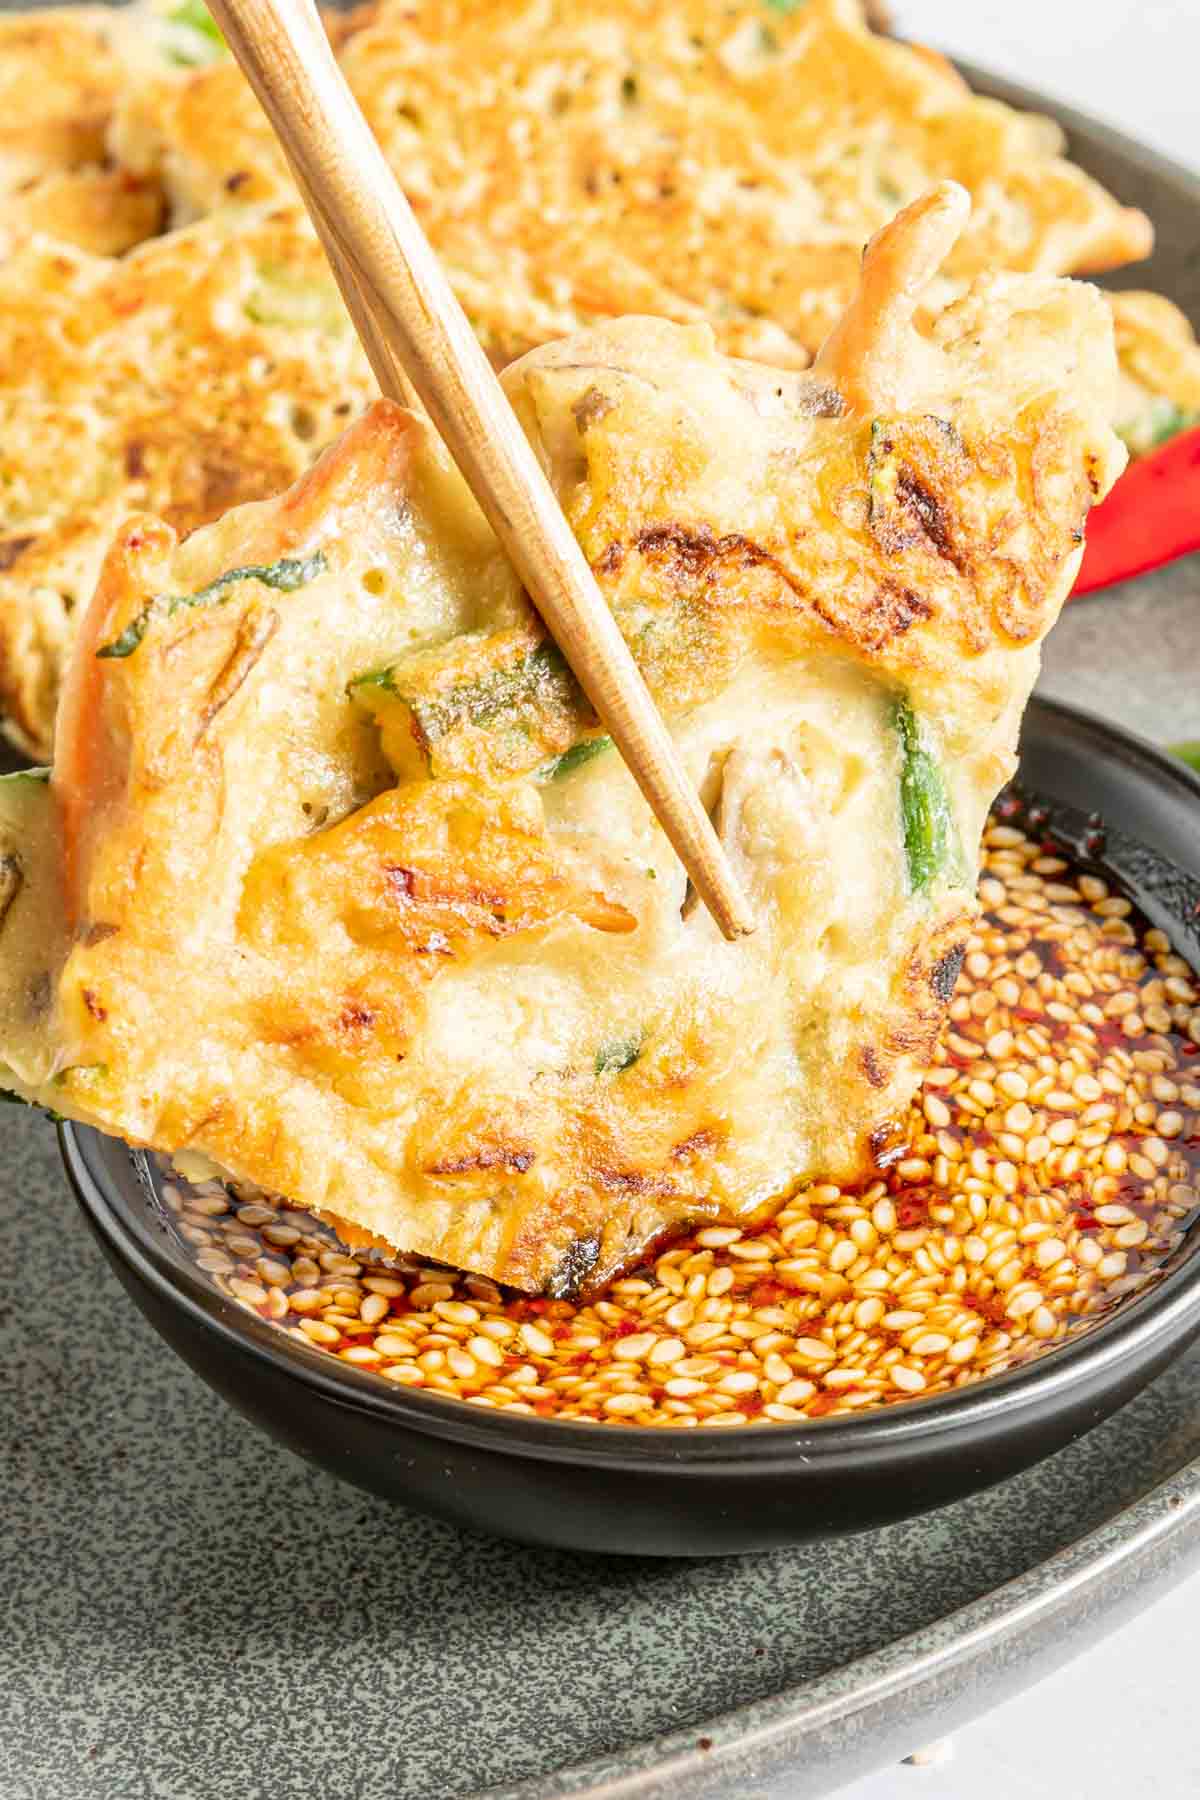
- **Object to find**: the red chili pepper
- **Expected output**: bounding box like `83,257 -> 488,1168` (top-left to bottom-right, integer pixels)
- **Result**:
1074,424 -> 1200,595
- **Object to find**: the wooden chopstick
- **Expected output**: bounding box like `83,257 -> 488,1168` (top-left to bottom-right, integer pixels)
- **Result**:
204,0 -> 756,941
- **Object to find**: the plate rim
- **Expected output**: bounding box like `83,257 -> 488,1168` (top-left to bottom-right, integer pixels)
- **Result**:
475,1461 -> 1200,1799
25,48 -> 1200,1800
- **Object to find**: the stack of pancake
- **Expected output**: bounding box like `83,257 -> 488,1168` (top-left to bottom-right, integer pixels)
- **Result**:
0,0 -> 1193,759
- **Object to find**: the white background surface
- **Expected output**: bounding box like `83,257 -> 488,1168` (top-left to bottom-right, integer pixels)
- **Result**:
894,0 -> 1196,166
835,7 -> 1200,1798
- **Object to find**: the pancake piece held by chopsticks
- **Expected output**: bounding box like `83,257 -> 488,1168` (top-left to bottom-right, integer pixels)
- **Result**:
0,189 -> 1126,1291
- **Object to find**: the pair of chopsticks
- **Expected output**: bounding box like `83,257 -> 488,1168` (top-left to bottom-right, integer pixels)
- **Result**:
206,0 -> 755,941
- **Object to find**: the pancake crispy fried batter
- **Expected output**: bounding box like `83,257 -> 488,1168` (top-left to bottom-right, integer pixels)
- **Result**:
0,191 -> 1125,1292
0,206 -> 373,757
111,0 -> 1151,366
0,0 -> 1174,754
0,1 -> 213,258
1109,289 -> 1200,454
0,7 -> 135,192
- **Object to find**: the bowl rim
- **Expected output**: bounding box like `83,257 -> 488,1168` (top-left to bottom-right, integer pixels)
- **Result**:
60,694 -> 1200,1476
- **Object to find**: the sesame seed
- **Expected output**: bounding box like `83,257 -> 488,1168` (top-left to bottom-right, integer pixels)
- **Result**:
695,1226 -> 742,1248
160,816 -> 1199,1429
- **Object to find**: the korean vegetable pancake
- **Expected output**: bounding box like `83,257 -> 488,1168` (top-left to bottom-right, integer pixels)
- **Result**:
0,0 -> 1183,762
0,206 -> 373,759
112,0 -> 1150,367
0,189 -> 1125,1293
0,0 -> 228,258
1109,290 -> 1200,455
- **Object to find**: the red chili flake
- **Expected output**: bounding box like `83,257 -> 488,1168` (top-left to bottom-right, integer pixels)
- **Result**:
571,1354 -> 590,1370
750,1280 -> 789,1308
1014,1007 -> 1043,1022
649,1387 -> 667,1404
807,1393 -> 841,1416
1074,1211 -> 1101,1233
1183,1042 -> 1199,1056
995,793 -> 1023,821
741,1393 -> 765,1417
965,1292 -> 1009,1328
613,1319 -> 639,1338
895,1193 -> 931,1230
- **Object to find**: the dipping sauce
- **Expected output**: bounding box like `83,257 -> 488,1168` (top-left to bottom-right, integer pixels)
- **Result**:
162,814 -> 1200,1427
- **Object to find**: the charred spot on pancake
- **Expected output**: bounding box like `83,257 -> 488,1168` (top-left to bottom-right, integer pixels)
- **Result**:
930,941 -> 967,1003
573,386 -> 614,432
670,1126 -> 720,1161
865,579 -> 932,649
895,470 -> 960,567
796,381 -> 847,419
337,1000 -> 376,1033
868,416 -> 969,570
593,539 -> 624,577
598,1167 -> 680,1198
544,1232 -> 602,1299
860,1045 -> 887,1089
632,522 -> 775,584
0,536 -> 35,572
427,1144 -> 537,1176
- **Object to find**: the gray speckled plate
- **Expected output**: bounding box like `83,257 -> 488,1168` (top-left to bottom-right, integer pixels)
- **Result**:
5,1101 -> 1200,1800
3,64 -> 1200,1800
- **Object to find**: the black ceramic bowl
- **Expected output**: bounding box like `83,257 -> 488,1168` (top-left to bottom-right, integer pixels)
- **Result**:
61,696 -> 1200,1557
